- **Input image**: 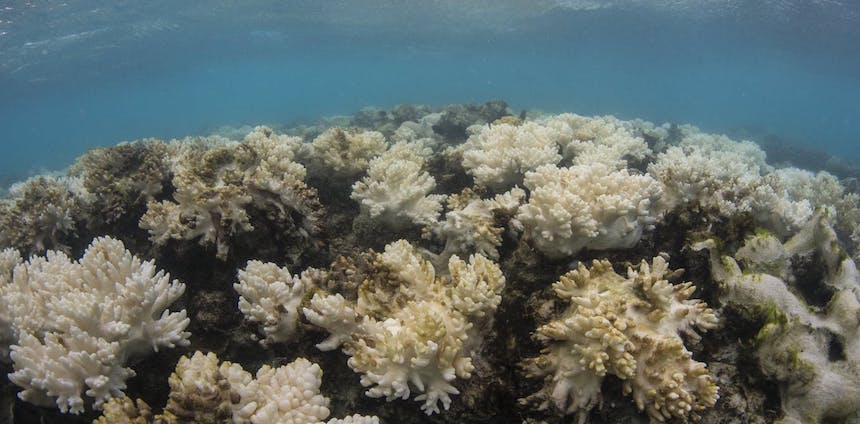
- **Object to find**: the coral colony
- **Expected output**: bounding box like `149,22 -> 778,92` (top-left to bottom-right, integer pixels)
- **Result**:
1,101 -> 859,423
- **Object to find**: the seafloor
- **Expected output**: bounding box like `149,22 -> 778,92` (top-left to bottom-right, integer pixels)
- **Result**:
1,101 -> 859,424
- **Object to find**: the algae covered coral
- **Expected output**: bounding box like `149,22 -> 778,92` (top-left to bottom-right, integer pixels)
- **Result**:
1,101 -> 859,423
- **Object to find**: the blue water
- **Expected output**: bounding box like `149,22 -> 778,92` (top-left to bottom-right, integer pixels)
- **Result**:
1,1 -> 859,184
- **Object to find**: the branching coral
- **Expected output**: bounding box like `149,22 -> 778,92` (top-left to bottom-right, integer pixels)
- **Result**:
521,257 -> 719,422
0,175 -> 92,254
428,186 -> 525,263
140,126 -> 321,260
305,127 -> 388,178
460,120 -> 563,190
517,163 -> 663,258
351,141 -> 446,229
234,260 -> 316,346
95,351 -> 379,424
302,239 -> 505,415
1,237 -> 189,414
540,113 -> 652,169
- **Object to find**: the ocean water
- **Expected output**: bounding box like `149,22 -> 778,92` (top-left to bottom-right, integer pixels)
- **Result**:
1,0 -> 859,186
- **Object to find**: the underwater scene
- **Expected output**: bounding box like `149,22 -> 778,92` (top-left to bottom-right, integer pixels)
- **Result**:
2,1 -> 860,423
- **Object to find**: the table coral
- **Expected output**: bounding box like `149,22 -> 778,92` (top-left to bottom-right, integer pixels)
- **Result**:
0,236 -> 189,414
302,239 -> 505,415
521,257 -> 719,423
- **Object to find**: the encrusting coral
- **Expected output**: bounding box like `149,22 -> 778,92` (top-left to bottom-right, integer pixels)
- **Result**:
694,211 -> 860,424
140,126 -> 321,260
521,257 -> 719,423
302,239 -> 505,415
0,236 -> 189,414
95,351 -> 379,424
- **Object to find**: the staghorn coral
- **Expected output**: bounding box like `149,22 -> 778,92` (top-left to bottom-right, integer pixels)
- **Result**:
517,163 -> 663,258
234,260 -> 316,346
694,211 -> 860,424
303,239 -> 505,415
1,236 -> 189,414
95,351 -> 379,424
351,141 -> 446,229
521,257 -> 719,423
0,175 -> 92,254
140,126 -> 321,260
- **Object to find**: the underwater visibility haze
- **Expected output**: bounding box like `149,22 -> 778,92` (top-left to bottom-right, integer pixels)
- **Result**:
1,1 -> 860,423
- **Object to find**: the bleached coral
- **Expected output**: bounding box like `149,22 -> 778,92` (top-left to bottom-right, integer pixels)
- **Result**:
0,248 -> 21,359
2,237 -> 189,414
429,187 -> 525,262
95,351 -> 379,424
541,113 -> 652,169
521,257 -> 719,422
694,212 -> 860,423
460,120 -> 563,190
351,141 -> 446,228
303,239 -> 505,414
306,127 -> 388,178
140,126 -> 320,259
234,260 -> 315,346
517,163 -> 663,258
0,175 -> 92,254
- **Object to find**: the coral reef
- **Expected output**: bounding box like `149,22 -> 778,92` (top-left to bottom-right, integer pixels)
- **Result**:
0,237 -> 189,414
1,102 -> 858,423
521,257 -> 719,422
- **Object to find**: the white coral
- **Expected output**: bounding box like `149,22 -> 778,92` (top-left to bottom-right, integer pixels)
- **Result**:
3,237 -> 189,414
522,257 -> 719,422
517,163 -> 662,258
461,121 -> 563,190
303,240 -> 505,415
351,141 -> 446,228
540,113 -> 651,169
235,260 -> 315,346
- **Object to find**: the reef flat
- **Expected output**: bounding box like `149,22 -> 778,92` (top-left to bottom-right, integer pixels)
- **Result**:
1,101 -> 859,424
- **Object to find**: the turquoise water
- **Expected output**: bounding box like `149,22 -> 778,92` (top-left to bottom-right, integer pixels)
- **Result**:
1,1 -> 859,182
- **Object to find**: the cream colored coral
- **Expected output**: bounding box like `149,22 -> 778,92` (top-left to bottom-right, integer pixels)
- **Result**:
303,239 -> 505,415
234,260 -> 315,345
522,257 -> 718,422
3,237 -> 189,414
429,187 -> 525,263
540,113 -> 651,169
351,141 -> 446,228
461,120 -> 563,189
517,163 -> 662,258
140,126 -> 319,259
307,127 -> 388,177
